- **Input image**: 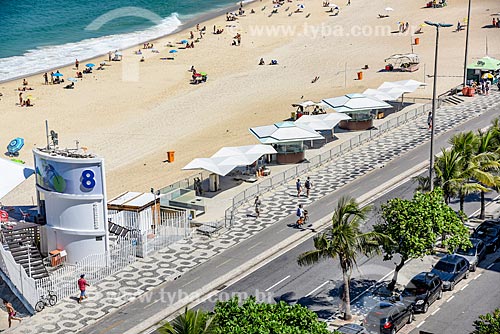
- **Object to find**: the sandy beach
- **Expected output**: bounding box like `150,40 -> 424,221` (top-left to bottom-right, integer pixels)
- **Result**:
0,0 -> 499,204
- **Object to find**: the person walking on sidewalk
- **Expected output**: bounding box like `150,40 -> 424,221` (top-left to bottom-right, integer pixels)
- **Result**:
296,179 -> 302,197
78,274 -> 90,303
427,111 -> 432,130
305,177 -> 312,197
254,196 -> 261,218
3,300 -> 21,327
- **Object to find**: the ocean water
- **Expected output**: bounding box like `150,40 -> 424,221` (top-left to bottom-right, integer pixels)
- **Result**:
0,0 -> 239,82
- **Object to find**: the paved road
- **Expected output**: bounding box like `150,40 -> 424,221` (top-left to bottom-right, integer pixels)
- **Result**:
194,176 -> 496,318
411,258 -> 500,334
80,103 -> 500,334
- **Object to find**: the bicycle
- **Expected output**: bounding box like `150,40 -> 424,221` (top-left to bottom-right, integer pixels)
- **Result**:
35,291 -> 57,312
296,210 -> 309,227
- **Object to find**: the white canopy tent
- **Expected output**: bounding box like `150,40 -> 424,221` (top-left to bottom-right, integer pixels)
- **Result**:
362,88 -> 401,101
249,121 -> 324,144
377,80 -> 426,105
321,93 -> 392,113
0,158 -> 35,199
294,113 -> 351,131
183,144 -> 277,176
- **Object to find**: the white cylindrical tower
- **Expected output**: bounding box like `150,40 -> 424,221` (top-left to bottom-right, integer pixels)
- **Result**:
33,148 -> 109,264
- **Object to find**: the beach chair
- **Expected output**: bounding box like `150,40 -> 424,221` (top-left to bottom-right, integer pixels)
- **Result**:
19,208 -> 31,222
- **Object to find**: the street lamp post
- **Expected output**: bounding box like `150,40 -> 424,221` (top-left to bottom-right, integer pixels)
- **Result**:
463,0 -> 472,87
425,21 -> 453,191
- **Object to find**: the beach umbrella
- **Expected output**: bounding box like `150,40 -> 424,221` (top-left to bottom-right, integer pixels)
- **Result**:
7,137 -> 24,155
328,3 -> 339,8
482,73 -> 494,79
52,73 -> 63,77
86,63 -> 95,68
169,49 -> 178,54
200,72 -> 207,76
180,40 -> 188,44
385,7 -> 394,11
68,78 -> 78,83
0,210 -> 8,223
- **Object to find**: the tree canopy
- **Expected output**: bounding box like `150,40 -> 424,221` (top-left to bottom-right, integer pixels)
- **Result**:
472,308 -> 500,334
212,296 -> 330,334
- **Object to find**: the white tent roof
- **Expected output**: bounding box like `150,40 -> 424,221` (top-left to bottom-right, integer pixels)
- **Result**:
321,93 -> 392,113
0,158 -> 35,199
294,113 -> 351,131
362,88 -> 400,101
183,144 -> 278,176
378,80 -> 426,94
249,121 -> 324,144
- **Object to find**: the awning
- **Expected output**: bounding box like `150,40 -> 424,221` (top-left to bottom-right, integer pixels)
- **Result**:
363,88 -> 401,101
321,93 -> 392,113
249,121 -> 324,144
183,144 -> 278,176
467,56 -> 500,71
0,158 -> 35,199
294,113 -> 351,131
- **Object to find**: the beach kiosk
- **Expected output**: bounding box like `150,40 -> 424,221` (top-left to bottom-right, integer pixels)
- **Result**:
33,148 -> 109,264
249,122 -> 323,164
322,94 -> 393,131
466,56 -> 500,84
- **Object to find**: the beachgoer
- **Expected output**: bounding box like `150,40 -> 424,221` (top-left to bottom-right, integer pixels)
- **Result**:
140,56 -> 145,62
254,196 -> 261,217
196,24 -> 200,31
78,274 -> 90,303
25,98 -> 32,107
190,31 -> 194,39
347,0 -> 350,5
190,41 -> 194,48
3,300 -> 21,328
493,18 -> 496,28
305,177 -> 312,197
259,58 -> 265,65
75,59 -> 79,69
18,92 -> 22,105
108,51 -> 112,62
296,179 -> 302,197
22,78 -> 28,86
427,111 -> 432,130
457,21 -> 461,31
485,80 -> 490,95
43,72 -> 48,85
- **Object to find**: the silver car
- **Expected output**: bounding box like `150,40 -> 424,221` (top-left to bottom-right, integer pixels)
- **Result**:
454,238 -> 486,272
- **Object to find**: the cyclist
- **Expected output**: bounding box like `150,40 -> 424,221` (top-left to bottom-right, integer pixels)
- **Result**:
296,204 -> 305,226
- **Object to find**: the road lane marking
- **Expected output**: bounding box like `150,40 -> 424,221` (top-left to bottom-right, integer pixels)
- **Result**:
447,295 -> 455,303
487,263 -> 495,270
181,276 -> 199,287
305,281 -> 329,297
416,321 -> 425,328
144,300 -> 159,309
248,241 -> 263,251
265,275 -> 290,292
216,259 -> 232,269
460,283 -> 469,291
431,307 -> 440,316
98,320 -> 125,334
277,227 -> 288,233
474,273 -> 482,280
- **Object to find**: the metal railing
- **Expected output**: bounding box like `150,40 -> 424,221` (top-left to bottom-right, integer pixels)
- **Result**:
222,103 -> 432,227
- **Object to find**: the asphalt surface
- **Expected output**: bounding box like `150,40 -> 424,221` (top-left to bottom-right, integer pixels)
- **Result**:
410,257 -> 500,334
80,104 -> 500,334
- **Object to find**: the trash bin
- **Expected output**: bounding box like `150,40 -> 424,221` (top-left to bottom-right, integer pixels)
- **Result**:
167,151 -> 175,163
415,37 -> 420,45
357,71 -> 363,80
462,86 -> 469,96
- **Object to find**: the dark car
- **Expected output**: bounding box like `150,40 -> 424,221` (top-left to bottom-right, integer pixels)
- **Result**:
472,220 -> 500,253
337,323 -> 369,334
401,272 -> 443,313
454,238 -> 487,271
431,254 -> 469,290
364,301 -> 413,334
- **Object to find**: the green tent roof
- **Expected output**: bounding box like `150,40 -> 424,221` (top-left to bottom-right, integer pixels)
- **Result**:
467,56 -> 500,70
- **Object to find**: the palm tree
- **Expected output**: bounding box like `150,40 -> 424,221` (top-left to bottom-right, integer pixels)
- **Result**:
297,197 -> 388,321
159,307 -> 215,334
474,129 -> 500,219
412,175 -> 431,193
434,148 -> 462,204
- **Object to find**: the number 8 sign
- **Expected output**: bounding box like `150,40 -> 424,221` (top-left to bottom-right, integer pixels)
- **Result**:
81,170 -> 96,189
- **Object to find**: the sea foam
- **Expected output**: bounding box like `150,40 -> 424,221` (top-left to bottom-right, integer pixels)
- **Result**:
0,13 -> 182,82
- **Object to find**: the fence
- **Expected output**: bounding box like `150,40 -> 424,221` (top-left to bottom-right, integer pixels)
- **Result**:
136,211 -> 190,257
35,237 -> 137,301
223,103 -> 432,227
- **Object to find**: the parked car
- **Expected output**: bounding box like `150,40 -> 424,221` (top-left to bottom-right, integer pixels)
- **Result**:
454,238 -> 487,271
337,323 -> 369,334
431,254 -> 469,290
472,220 -> 500,253
364,301 -> 413,334
400,272 -> 443,313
